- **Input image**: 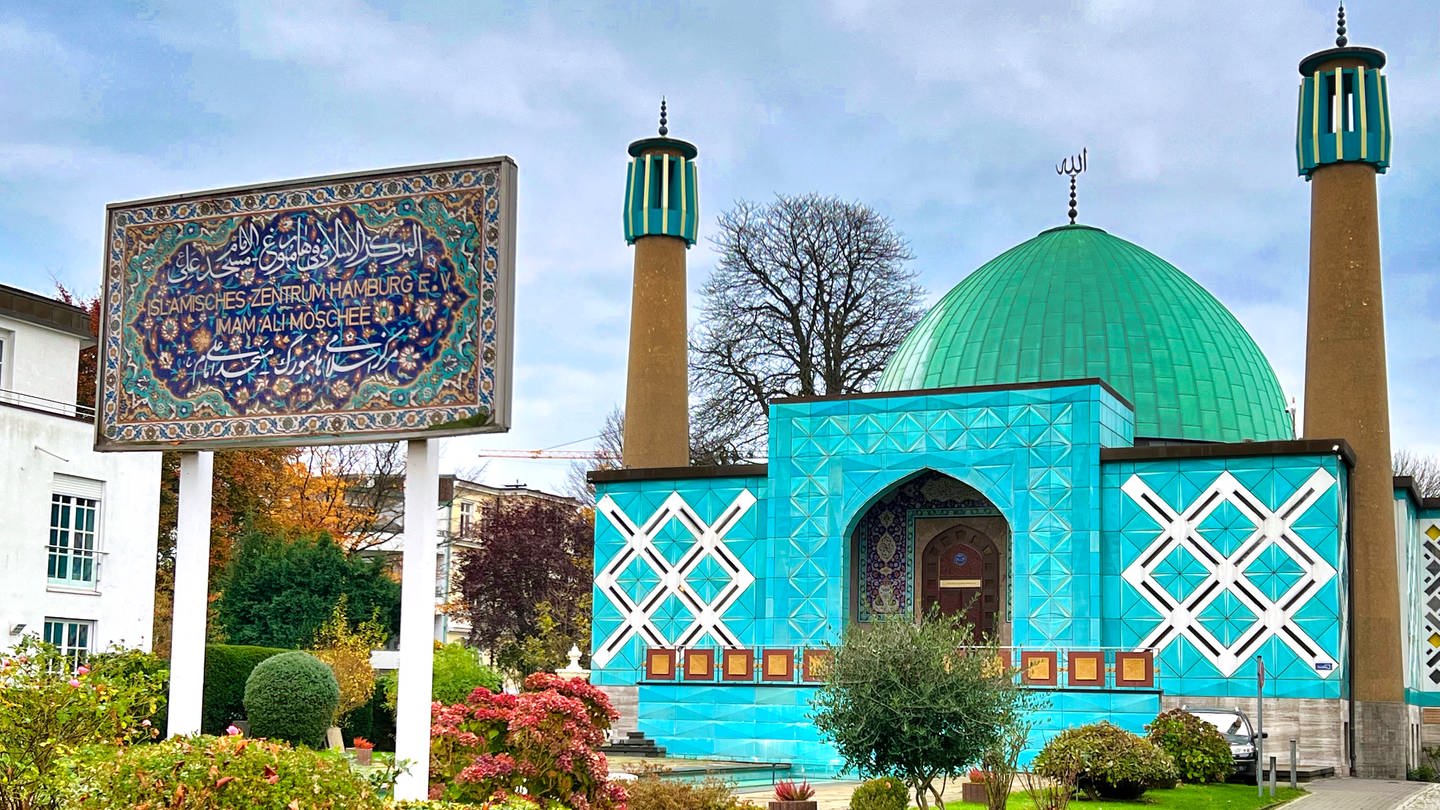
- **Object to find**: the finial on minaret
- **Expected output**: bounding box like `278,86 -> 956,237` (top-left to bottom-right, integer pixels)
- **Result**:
1336,2 -> 1347,47
658,97 -> 668,137
1056,148 -> 1087,225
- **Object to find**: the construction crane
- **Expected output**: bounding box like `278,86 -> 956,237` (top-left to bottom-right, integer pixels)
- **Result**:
476,449 -> 609,460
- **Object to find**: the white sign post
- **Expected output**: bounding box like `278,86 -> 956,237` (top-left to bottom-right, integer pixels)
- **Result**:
393,438 -> 440,801
166,451 -> 214,735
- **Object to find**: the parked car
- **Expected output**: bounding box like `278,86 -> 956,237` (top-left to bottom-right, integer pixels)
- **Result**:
1184,706 -> 1265,778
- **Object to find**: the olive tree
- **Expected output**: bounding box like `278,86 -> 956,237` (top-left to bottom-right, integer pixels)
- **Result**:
810,611 -> 1040,810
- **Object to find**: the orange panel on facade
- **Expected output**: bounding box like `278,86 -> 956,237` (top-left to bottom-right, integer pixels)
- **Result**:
1114,651 -> 1154,688
1067,651 -> 1106,687
645,648 -> 676,680
684,649 -> 715,681
762,648 -> 795,682
1021,650 -> 1057,685
802,649 -> 832,682
722,648 -> 754,681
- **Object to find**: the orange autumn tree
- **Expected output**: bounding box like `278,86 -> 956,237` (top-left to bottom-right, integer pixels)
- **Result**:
264,444 -> 402,554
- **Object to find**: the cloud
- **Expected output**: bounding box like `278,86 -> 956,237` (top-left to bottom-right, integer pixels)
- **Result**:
2,0 -> 1436,491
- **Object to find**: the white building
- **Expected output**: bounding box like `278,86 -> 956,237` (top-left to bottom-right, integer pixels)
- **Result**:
0,284 -> 161,658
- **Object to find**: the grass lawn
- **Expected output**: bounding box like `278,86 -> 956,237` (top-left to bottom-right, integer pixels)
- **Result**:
961,782 -> 1306,810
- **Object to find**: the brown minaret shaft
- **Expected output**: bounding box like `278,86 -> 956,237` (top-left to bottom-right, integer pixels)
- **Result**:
1304,159 -> 1404,776
620,103 -> 699,469
1297,25 -> 1404,775
623,233 -> 690,467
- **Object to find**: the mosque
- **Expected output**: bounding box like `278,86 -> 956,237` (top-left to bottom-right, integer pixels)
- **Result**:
587,12 -> 1439,778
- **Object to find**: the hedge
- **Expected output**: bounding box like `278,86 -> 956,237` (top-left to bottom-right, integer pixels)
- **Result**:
202,643 -> 290,735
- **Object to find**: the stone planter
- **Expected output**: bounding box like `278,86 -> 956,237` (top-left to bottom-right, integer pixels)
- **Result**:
961,781 -> 988,804
769,801 -> 816,810
352,747 -> 373,766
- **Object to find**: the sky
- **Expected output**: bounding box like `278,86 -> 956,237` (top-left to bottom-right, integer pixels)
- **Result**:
1,0 -> 1435,494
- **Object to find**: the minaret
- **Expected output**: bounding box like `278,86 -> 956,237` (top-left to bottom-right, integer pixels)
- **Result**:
1296,5 -> 1403,778
621,101 -> 699,468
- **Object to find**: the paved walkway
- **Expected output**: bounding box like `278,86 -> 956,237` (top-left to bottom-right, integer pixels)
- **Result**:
736,780 -> 864,810
736,776 -> 1440,810
1266,778 -> 1439,810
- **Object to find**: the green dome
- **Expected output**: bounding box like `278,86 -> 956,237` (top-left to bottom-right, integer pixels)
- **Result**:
878,225 -> 1291,443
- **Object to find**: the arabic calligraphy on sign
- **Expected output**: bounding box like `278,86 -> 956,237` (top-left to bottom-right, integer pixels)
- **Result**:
139,206 -> 459,413
97,160 -> 515,450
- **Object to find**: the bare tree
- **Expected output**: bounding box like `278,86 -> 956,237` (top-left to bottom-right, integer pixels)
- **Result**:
1396,450 -> 1440,499
563,406 -> 744,505
564,407 -> 623,506
691,194 -> 925,455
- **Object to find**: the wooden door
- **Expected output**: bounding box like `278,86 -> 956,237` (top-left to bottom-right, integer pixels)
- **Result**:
920,529 -> 998,637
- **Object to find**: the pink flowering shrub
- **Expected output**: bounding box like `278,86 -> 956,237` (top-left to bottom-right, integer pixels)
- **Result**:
0,637 -> 164,810
430,673 -> 625,810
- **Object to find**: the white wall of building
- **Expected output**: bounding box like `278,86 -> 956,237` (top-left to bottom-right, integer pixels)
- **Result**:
0,309 -> 161,655
0,313 -> 81,413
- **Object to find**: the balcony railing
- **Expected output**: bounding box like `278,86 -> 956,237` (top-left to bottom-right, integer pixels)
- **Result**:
0,388 -> 94,422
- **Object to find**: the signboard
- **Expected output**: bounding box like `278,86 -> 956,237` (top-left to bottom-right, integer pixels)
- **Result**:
97,158 -> 515,450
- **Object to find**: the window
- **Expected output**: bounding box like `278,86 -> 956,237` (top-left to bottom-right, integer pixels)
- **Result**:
43,618 -> 93,667
48,476 -> 102,589
459,501 -> 474,536
0,327 -> 12,397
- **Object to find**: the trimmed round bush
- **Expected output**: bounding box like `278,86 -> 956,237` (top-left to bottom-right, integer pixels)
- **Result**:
243,651 -> 340,748
848,776 -> 909,810
1033,721 -> 1178,800
203,643 -> 289,735
1146,708 -> 1234,784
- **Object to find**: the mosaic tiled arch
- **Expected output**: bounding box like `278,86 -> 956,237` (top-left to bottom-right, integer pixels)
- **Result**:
770,383 -> 1130,650
850,469 -> 1007,622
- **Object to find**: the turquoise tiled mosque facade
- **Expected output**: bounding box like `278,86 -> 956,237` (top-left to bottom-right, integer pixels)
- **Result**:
590,15 -> 1439,776
589,375 -> 1373,771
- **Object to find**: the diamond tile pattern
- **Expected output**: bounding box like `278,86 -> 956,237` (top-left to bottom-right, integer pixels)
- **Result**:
591,486 -> 761,673
1419,518 -> 1440,687
1103,457 -> 1346,699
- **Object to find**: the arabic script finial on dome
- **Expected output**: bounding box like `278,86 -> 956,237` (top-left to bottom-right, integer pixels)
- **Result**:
1056,148 -> 1088,225
659,98 -> 669,137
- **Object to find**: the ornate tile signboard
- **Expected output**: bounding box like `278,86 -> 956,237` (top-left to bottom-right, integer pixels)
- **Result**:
96,158 -> 516,450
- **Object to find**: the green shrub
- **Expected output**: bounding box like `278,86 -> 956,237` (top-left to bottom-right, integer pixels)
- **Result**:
1145,709 -> 1233,784
203,643 -> 290,734
243,651 -> 340,747
848,776 -> 909,810
0,637 -> 165,810
1033,721 -> 1178,800
1410,764 -> 1439,783
810,611 -> 1040,810
624,774 -> 745,810
381,642 -> 503,710
87,646 -> 170,739
67,733 -> 385,809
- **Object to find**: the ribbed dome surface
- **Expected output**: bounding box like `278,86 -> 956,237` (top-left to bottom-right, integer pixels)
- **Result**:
878,225 -> 1291,443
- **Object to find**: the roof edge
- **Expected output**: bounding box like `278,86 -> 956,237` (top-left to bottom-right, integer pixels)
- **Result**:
0,284 -> 93,342
780,376 -> 1135,411
589,463 -> 768,485
1102,438 -> 1355,467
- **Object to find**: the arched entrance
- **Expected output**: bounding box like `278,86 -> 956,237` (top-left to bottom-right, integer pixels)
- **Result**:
849,470 -> 1011,643
919,524 -> 1002,637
